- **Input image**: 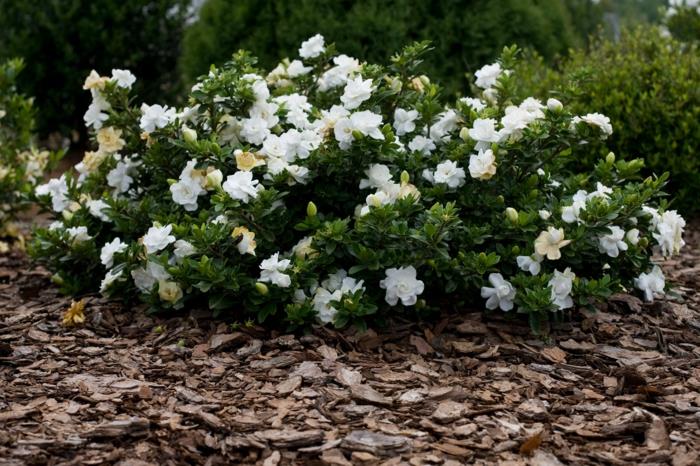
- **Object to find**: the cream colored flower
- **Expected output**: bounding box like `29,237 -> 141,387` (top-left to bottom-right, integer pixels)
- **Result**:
97,127 -> 126,153
158,280 -> 183,303
82,151 -> 109,173
534,227 -> 572,260
232,226 -> 257,255
0,166 -> 9,181
235,150 -> 265,171
83,70 -> 108,91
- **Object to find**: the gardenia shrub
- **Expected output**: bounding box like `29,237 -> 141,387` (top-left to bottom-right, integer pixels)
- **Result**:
31,38 -> 685,332
0,58 -> 60,250
515,26 -> 700,215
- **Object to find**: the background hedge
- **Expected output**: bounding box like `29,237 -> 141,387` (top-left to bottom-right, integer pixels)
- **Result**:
516,26 -> 700,214
179,0 -> 583,95
0,0 -> 190,140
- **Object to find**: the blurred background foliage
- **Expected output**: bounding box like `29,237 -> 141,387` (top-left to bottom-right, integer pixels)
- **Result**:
0,0 -> 190,141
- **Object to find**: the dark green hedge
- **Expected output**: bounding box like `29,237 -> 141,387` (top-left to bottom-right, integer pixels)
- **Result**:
0,0 -> 189,139
516,26 -> 700,214
180,0 -> 581,95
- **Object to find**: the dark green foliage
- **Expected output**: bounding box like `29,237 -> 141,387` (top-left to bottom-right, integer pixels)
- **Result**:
180,0 -> 580,96
515,26 -> 700,214
0,0 -> 190,138
667,6 -> 700,42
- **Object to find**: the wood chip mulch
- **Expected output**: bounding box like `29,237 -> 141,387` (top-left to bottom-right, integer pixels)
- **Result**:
1,225 -> 700,465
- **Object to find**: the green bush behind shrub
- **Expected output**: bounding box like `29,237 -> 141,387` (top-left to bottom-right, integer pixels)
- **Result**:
180,0 -> 581,96
515,27 -> 700,214
0,0 -> 190,139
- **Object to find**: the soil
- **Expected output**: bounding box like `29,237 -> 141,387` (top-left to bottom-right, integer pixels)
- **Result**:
1,226 -> 699,465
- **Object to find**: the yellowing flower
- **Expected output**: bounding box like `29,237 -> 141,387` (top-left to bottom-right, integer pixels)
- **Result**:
63,299 -> 86,326
82,151 -> 108,172
232,226 -> 257,255
235,150 -> 265,171
534,227 -> 572,260
97,127 -> 126,153
158,280 -> 183,303
83,70 -> 108,91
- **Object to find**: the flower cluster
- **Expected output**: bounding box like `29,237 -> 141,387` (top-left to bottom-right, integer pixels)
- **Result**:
30,39 -> 684,331
0,59 -> 61,250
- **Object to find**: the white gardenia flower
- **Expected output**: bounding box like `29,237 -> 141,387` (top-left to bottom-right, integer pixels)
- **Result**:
139,103 -> 176,133
106,158 -> 137,195
574,113 -> 613,136
549,268 -> 575,310
131,261 -> 170,292
499,105 -> 539,140
340,75 -> 374,110
635,266 -> 665,302
313,272 -> 365,324
143,224 -> 175,254
459,97 -> 486,112
100,269 -> 124,293
481,273 -> 516,311
170,177 -> 205,212
653,210 -> 686,256
432,160 -> 466,188
393,108 -> 419,136
111,69 -> 136,89
598,226 -> 628,258
474,62 -> 502,89
359,164 -> 393,190
100,237 -> 127,268
408,135 -> 436,155
173,239 -> 197,260
259,252 -> 292,288
318,54 -> 362,90
468,118 -> 500,151
35,176 -> 69,212
286,60 -> 312,78
222,171 -> 263,203
334,110 -> 384,149
379,266 -> 425,306
468,149 -> 497,180
66,226 -> 92,244
299,34 -> 325,59
561,190 -> 589,223
429,110 -> 459,142
239,116 -> 271,145
87,199 -> 111,222
517,253 -> 544,276
83,101 -> 109,129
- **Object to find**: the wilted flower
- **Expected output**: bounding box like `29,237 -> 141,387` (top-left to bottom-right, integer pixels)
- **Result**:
534,227 -> 571,260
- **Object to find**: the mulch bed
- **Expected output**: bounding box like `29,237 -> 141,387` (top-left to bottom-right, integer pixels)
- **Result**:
1,227 -> 700,465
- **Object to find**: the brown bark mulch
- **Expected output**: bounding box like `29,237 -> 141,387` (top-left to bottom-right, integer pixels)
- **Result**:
1,228 -> 700,465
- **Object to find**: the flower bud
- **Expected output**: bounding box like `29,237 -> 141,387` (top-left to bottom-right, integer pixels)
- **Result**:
511,245 -> 520,255
51,274 -> 64,285
638,237 -> 649,248
400,170 -> 410,185
306,201 -> 317,217
606,152 -> 615,164
387,76 -> 402,93
205,169 -> 223,189
505,207 -> 519,224
546,98 -> 563,112
351,130 -> 364,141
496,195 -> 505,205
181,125 -> 197,143
62,210 -> 73,221
410,77 -> 425,93
459,127 -> 469,141
255,282 -> 269,295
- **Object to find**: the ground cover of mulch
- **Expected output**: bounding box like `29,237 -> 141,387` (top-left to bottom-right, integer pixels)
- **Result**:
1,229 -> 700,465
